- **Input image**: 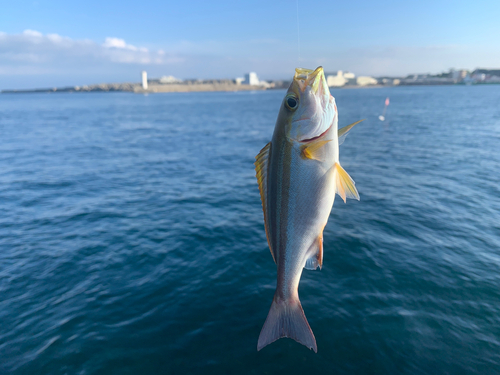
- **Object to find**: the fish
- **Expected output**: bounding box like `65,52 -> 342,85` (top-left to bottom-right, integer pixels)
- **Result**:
255,66 -> 363,352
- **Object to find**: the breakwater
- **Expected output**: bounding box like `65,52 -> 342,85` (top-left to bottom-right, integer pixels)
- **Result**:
1,82 -> 266,94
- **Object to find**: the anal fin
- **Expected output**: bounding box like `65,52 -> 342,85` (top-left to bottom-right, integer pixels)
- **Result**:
304,233 -> 323,270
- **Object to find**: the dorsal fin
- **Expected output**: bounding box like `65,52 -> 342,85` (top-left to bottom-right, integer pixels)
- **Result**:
255,142 -> 276,263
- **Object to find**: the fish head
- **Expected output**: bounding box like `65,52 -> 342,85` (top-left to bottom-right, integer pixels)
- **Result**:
282,66 -> 337,142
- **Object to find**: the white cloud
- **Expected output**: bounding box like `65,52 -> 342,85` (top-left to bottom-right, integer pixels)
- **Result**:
46,33 -> 66,43
102,37 -> 149,52
0,30 -> 182,74
0,30 -> 194,88
103,37 -> 130,49
22,29 -> 43,37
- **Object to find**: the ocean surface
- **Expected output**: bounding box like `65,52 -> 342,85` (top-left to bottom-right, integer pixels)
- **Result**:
1,85 -> 499,374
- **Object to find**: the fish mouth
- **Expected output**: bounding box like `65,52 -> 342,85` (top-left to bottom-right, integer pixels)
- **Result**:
294,66 -> 327,94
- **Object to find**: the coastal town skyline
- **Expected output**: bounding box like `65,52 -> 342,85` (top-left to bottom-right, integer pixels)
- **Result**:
1,0 -> 500,90
4,67 -> 499,94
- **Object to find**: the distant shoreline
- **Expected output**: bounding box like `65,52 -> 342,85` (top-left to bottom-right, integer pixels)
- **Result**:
1,82 -> 267,94
2,81 -> 499,94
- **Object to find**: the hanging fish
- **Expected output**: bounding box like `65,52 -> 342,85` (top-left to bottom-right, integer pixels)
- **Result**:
255,67 -> 363,352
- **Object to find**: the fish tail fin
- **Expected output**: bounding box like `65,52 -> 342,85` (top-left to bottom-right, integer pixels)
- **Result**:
257,295 -> 317,352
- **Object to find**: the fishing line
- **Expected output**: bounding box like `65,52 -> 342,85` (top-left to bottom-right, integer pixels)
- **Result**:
296,0 -> 300,63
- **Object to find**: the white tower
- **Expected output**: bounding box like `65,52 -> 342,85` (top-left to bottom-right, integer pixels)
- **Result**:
141,71 -> 148,90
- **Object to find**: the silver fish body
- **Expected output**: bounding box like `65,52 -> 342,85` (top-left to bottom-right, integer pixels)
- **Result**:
255,67 -> 361,352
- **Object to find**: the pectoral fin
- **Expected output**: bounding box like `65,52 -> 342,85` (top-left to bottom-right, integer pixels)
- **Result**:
300,140 -> 331,161
338,119 -> 365,145
255,142 -> 277,263
333,162 -> 360,203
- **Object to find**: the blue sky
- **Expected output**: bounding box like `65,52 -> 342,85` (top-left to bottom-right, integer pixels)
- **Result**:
1,0 -> 499,89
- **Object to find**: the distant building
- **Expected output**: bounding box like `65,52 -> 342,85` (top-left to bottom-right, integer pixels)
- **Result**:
327,76 -> 346,87
470,68 -> 500,84
450,69 -> 468,81
356,76 -> 378,86
400,74 -> 456,85
472,68 -> 500,77
235,77 -> 245,85
258,80 -> 272,88
326,70 -> 356,87
379,78 -> 401,86
327,71 -> 347,87
141,71 -> 148,90
487,75 -> 500,83
244,72 -> 259,85
159,75 -> 182,84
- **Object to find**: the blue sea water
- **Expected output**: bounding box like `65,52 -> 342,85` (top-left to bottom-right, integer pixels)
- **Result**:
0,85 -> 499,374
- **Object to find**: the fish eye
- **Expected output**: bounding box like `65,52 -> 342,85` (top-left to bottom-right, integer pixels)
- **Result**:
285,95 -> 298,111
